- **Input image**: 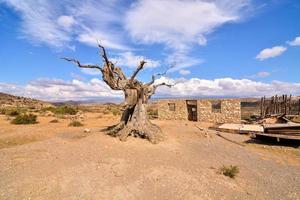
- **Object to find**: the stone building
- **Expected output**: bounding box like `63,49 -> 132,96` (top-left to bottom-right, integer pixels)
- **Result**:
157,99 -> 241,123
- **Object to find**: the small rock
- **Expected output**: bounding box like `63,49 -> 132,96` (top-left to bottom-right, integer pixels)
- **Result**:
84,128 -> 91,133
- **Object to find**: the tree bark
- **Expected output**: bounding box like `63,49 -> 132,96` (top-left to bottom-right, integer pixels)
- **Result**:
62,45 -> 173,144
107,89 -> 165,144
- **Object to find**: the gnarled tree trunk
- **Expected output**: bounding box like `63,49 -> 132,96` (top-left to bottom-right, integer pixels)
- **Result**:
63,44 -> 173,144
108,89 -> 165,143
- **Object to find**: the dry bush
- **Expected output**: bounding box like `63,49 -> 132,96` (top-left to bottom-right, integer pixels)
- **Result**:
69,120 -> 84,127
147,107 -> 158,119
1,107 -> 22,116
103,106 -> 121,116
42,105 -> 78,115
219,165 -> 239,179
11,114 -> 38,125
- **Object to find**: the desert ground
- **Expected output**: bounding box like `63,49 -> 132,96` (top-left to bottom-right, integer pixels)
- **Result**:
0,111 -> 300,200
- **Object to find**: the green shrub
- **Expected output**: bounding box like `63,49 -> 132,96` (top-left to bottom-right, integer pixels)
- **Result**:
111,108 -> 121,116
0,107 -> 20,116
104,107 -> 121,116
147,108 -> 158,119
11,114 -> 38,125
220,165 -> 239,179
69,120 -> 83,127
42,105 -> 78,115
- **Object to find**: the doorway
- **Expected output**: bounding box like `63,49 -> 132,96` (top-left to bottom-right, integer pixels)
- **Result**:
186,100 -> 197,121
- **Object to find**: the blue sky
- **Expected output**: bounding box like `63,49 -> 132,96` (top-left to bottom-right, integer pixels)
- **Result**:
0,0 -> 299,101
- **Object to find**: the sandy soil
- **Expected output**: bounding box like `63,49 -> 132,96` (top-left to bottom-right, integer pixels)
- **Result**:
0,113 -> 300,200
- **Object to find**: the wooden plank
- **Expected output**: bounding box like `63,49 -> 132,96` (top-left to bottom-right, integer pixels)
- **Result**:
252,132 -> 300,140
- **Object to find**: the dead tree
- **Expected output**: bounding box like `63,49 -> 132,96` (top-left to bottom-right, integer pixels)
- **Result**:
62,45 -> 173,144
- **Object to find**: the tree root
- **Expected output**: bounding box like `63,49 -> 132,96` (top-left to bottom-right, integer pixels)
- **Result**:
106,121 -> 165,144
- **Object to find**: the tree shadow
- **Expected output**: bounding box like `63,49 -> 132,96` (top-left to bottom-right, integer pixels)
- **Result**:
100,124 -> 118,132
244,135 -> 300,148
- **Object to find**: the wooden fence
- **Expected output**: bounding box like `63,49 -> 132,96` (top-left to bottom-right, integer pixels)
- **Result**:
260,95 -> 300,117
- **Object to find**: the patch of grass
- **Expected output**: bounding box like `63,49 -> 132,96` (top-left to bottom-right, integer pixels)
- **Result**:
0,107 -> 21,116
102,107 -> 121,116
147,107 -> 158,119
69,120 -> 84,127
11,114 -> 38,125
111,108 -> 121,116
42,105 -> 78,115
49,119 -> 59,123
219,165 -> 239,179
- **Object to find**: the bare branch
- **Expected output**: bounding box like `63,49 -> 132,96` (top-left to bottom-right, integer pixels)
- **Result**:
97,42 -> 115,77
97,43 -> 109,66
154,82 -> 174,89
61,57 -> 103,72
130,60 -> 146,82
146,62 -> 176,86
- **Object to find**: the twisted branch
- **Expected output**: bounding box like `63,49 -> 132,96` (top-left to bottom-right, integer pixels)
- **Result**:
146,62 -> 176,86
130,60 -> 146,82
61,58 -> 103,72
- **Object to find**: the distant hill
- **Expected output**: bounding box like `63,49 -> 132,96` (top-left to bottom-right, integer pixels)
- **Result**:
0,92 -> 53,109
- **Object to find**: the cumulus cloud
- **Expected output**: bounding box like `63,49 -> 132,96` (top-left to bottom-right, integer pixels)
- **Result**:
0,78 -> 122,102
287,36 -> 300,46
125,0 -> 251,51
111,52 -> 160,68
256,46 -> 287,61
179,69 -> 191,75
154,77 -> 300,98
1,77 -> 300,101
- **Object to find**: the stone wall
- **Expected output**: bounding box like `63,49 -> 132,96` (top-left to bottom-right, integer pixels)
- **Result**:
157,99 -> 241,123
197,99 -> 241,123
157,99 -> 188,120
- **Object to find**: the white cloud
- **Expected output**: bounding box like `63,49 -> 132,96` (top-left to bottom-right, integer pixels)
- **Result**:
1,77 -> 300,101
287,36 -> 300,46
1,0 -> 72,48
0,78 -> 122,102
247,71 -> 271,79
57,15 -> 75,29
154,77 -> 300,98
198,35 -> 207,46
179,69 -> 191,75
256,71 -> 270,78
111,52 -> 160,68
76,30 -> 130,50
125,0 -> 251,51
256,46 -> 287,61
1,0 -> 129,50
167,52 -> 204,72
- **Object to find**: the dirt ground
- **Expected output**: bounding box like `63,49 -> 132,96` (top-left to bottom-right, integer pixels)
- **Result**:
0,113 -> 300,200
